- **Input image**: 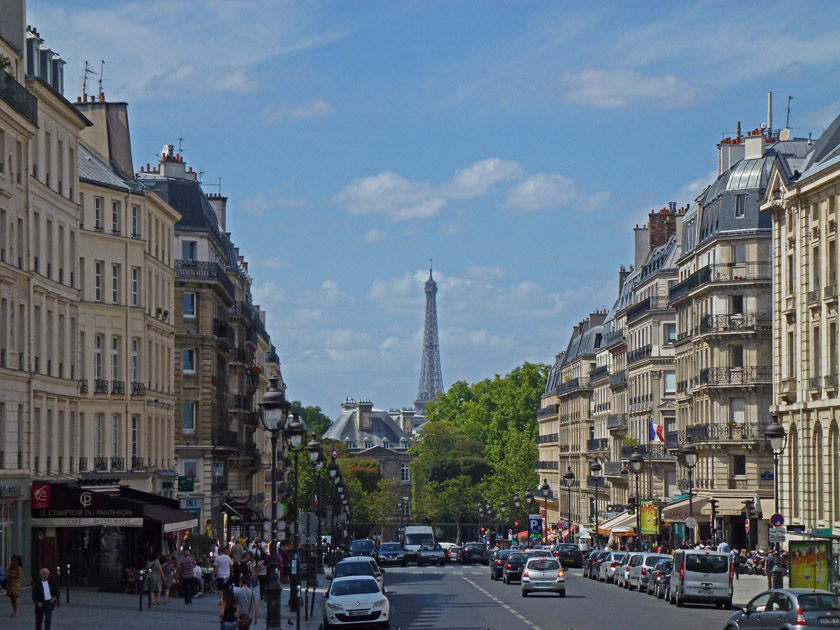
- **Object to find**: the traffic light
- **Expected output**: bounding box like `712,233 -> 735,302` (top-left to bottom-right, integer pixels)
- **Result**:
514,521 -> 519,528
481,527 -> 485,533
628,496 -> 636,515
709,498 -> 719,523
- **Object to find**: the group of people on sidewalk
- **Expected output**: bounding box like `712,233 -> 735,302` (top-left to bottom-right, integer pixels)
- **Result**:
1,561 -> 59,630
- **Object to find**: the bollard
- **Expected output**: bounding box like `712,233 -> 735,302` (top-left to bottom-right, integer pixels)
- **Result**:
66,563 -> 70,604
139,569 -> 145,611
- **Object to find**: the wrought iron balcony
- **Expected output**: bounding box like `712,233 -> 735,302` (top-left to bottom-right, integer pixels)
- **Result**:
229,348 -> 248,364
266,350 -> 280,364
537,406 -> 557,419
603,462 -> 623,476
809,375 -> 822,390
586,437 -> 610,452
699,313 -> 772,334
175,259 -> 235,298
590,365 -> 609,380
93,457 -> 108,471
79,379 -> 88,394
229,301 -> 253,320
670,262 -> 771,303
131,382 -> 145,396
557,376 -> 591,396
213,319 -> 236,345
665,430 -> 681,447
675,422 -> 768,445
826,374 -> 838,389
111,380 -> 125,395
626,296 -> 671,323
94,379 -> 109,394
111,457 -> 125,471
698,366 -> 772,387
131,456 -> 145,470
213,429 -> 239,448
603,328 -> 625,347
536,460 -> 560,470
0,67 -> 38,125
620,444 -> 675,460
78,457 -> 88,471
537,433 -> 559,444
607,413 -> 627,430
609,370 -> 626,387
228,394 -> 249,411
826,285 -> 837,301
627,345 -> 652,364
586,475 -> 608,489
237,443 -> 257,457
808,288 -> 821,305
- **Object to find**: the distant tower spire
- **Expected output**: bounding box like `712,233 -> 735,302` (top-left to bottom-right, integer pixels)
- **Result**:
415,262 -> 444,420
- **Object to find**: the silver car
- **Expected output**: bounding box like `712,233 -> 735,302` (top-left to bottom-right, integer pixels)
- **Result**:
627,553 -> 671,591
521,556 -> 565,597
598,551 -> 627,583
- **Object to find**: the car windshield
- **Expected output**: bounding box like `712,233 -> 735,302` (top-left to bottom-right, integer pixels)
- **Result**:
380,543 -> 402,551
510,553 -> 526,563
613,553 -> 627,560
527,559 -> 560,571
350,540 -> 374,553
798,594 -> 840,611
405,534 -> 434,545
685,555 -> 728,573
499,550 -> 512,559
466,543 -> 484,550
644,556 -> 667,566
558,544 -> 578,552
654,560 -> 672,571
335,562 -> 375,578
330,579 -> 380,596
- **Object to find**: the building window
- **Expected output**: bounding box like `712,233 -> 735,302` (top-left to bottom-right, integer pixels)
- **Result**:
131,339 -> 139,383
94,197 -> 103,230
112,414 -> 120,456
730,344 -> 744,369
182,240 -> 197,261
734,194 -> 746,218
131,205 -> 140,237
731,294 -> 744,315
731,244 -> 746,264
401,464 -> 410,482
664,371 -> 676,393
182,402 -> 196,432
131,416 -> 138,458
183,348 -> 196,373
131,268 -> 139,306
111,336 -> 120,381
730,397 -> 744,424
94,335 -> 103,379
111,201 -> 120,234
111,264 -> 120,303
183,459 -> 198,480
664,323 -> 676,344
94,261 -> 102,301
183,292 -> 196,318
732,454 -> 746,477
94,414 -> 103,458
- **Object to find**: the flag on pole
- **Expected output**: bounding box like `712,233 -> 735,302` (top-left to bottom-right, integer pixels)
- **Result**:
649,420 -> 665,443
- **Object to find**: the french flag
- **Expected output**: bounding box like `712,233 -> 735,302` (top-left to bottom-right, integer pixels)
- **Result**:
649,421 -> 665,443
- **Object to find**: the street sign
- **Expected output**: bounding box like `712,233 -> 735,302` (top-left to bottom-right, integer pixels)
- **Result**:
745,519 -> 751,533
529,517 -> 543,536
685,516 -> 697,529
177,476 -> 194,492
770,513 -> 784,528
769,526 -> 786,543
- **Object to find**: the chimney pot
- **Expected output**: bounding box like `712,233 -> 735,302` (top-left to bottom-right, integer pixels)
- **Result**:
98,92 -> 104,102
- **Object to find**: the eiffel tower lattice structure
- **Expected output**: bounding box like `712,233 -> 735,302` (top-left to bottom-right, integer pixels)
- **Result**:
415,261 -> 443,419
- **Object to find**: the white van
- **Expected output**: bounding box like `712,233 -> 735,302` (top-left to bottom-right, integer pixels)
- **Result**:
401,525 -> 435,563
669,549 -> 733,609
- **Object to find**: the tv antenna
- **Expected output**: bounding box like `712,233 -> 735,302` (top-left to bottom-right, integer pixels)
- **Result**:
178,137 -> 186,154
81,60 -> 97,98
98,59 -> 105,95
203,176 -> 222,194
786,95 -> 794,129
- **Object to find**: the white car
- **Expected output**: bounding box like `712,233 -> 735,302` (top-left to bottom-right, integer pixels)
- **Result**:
324,575 -> 390,629
521,556 -> 565,597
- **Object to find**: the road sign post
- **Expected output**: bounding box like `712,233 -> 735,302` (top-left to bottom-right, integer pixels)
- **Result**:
685,516 -> 697,530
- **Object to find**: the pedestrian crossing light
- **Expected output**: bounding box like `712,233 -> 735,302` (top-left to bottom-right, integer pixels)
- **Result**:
628,496 -> 636,515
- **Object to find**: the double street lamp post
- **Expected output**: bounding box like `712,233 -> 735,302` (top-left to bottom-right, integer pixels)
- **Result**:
563,466 -> 575,542
539,479 -> 551,544
629,447 -> 645,543
680,440 -> 697,545
590,458 -> 602,549
524,491 -> 534,545
766,415 -> 788,589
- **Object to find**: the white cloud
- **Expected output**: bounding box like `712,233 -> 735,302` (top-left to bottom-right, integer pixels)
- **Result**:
504,173 -> 609,212
364,228 -> 388,243
438,223 -> 467,236
319,280 -> 356,306
147,63 -> 258,98
240,193 -> 307,215
261,99 -> 335,124
332,171 -> 445,221
676,170 -> 717,205
802,99 -> 840,131
460,265 -> 506,280
261,257 -> 293,271
558,68 -> 699,109
442,158 -> 523,199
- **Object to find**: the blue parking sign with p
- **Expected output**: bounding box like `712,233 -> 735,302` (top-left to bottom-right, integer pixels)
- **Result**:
529,517 -> 543,534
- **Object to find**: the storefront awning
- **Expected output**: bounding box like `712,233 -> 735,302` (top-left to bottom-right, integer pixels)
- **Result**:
31,482 -> 145,528
597,511 -> 636,536
700,496 -> 750,516
144,503 -> 198,532
662,496 -> 710,523
759,498 -> 775,519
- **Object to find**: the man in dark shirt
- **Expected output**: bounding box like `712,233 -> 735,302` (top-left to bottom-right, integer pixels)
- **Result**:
32,567 -> 59,630
179,552 -> 197,604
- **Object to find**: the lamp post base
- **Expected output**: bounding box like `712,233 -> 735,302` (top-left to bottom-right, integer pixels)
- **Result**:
771,562 -> 785,589
265,579 -> 283,630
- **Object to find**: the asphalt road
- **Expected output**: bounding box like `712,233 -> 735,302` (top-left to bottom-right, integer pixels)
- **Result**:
384,563 -> 738,630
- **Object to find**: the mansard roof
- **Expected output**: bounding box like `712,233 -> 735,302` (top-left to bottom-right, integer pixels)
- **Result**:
322,404 -> 412,448
79,143 -> 143,194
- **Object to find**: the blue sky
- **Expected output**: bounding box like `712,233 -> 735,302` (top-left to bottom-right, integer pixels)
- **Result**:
32,1 -> 840,416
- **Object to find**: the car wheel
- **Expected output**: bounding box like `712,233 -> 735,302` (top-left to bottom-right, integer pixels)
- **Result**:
675,586 -> 684,608
418,560 -> 423,567
401,560 -> 407,567
558,590 -> 565,598
521,590 -> 527,598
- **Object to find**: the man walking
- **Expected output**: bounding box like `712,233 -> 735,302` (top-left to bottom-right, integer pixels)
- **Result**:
32,568 -> 59,630
213,548 -> 234,599
179,551 -> 197,604
234,572 -> 258,628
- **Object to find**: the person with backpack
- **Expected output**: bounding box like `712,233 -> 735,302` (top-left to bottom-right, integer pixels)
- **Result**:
233,572 -> 258,628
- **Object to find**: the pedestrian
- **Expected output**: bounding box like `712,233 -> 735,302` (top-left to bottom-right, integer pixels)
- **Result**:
5,554 -> 22,617
257,553 -> 268,599
193,561 -> 204,597
219,585 -> 238,630
179,551 -> 197,604
233,572 -> 258,628
145,554 -> 164,605
717,539 -> 731,553
162,555 -> 176,603
279,543 -> 291,584
231,538 -> 245,563
205,519 -> 214,539
32,567 -> 58,630
213,548 -> 234,601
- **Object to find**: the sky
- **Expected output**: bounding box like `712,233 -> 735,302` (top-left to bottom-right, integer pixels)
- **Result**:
29,0 -> 840,417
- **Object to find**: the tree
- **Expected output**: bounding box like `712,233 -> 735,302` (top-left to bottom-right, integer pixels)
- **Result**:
290,401 -> 333,436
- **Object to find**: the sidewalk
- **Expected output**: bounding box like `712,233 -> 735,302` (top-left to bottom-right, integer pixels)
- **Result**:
732,574 -> 775,606
0,574 -> 329,630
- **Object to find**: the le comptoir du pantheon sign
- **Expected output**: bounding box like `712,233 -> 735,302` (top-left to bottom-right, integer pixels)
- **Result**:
31,483 -> 144,528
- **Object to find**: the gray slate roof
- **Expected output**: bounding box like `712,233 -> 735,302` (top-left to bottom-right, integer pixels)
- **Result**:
560,320 -> 604,368
323,407 -> 412,447
137,174 -> 222,237
78,143 -> 143,193
544,352 -> 566,394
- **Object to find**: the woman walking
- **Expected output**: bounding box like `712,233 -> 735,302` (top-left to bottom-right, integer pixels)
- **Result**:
145,554 -> 165,605
5,555 -> 22,617
162,555 -> 176,603
219,585 -> 238,630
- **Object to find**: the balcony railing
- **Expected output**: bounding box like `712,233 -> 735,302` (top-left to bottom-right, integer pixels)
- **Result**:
590,365 -> 609,380
826,374 -> 838,389
698,366 -> 772,386
214,319 -> 236,345
669,262 -> 771,302
586,475 -> 608,489
603,462 -> 623,476
78,457 -> 88,471
229,348 -> 248,364
627,345 -> 652,364
536,460 -> 560,470
266,350 -> 280,364
609,370 -> 626,387
228,394 -> 249,411
620,444 -> 675,460
537,433 -> 559,444
230,301 -> 253,320
626,296 -> 671,323
607,413 -> 627,430
809,375 -> 821,390
131,456 -> 145,470
557,376 -> 591,395
603,328 -> 625,347
826,285 -> 837,301
111,457 -> 125,471
79,379 -> 88,394
237,443 -> 257,457
213,429 -> 239,448
586,437 -> 609,452
673,422 -> 768,445
94,379 -> 109,394
111,380 -> 125,395
93,457 -> 108,471
131,382 -> 146,396
175,259 -> 235,297
0,67 -> 38,125
537,406 -> 557,419
808,288 -> 821,304
699,313 -> 772,334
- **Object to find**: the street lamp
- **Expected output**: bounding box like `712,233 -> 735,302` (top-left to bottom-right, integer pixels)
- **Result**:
498,500 -> 507,541
539,479 -> 552,544
306,439 -> 324,574
524,491 -> 534,546
766,414 -> 788,589
563,466 -> 575,542
629,447 -> 645,543
680,439 -> 697,544
285,413 -> 307,625
590,458 -> 602,549
258,376 -> 291,630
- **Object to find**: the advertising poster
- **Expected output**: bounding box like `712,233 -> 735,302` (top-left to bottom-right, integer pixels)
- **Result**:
790,541 -> 830,590
640,504 -> 660,535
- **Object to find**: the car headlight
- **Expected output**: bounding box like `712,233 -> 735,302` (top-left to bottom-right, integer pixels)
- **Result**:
326,601 -> 344,612
373,598 -> 388,608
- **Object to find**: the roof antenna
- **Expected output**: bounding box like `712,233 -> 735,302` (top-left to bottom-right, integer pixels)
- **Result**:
786,95 -> 794,129
82,60 -> 96,99
429,258 -> 433,279
178,137 -> 186,154
98,59 -> 105,95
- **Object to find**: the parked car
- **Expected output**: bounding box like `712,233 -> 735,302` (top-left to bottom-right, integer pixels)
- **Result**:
521,556 -> 565,598
461,542 -> 489,565
615,552 -> 640,588
323,575 -> 390,629
417,543 -> 446,567
377,542 -> 407,567
583,550 -> 605,579
332,557 -> 385,591
349,539 -> 379,562
669,549 -> 733,608
627,553 -> 671,591
597,551 -> 627,583
724,589 -> 840,630
490,549 -> 513,581
503,552 -> 528,584
649,558 -> 672,598
588,550 -> 611,580
552,543 -> 585,568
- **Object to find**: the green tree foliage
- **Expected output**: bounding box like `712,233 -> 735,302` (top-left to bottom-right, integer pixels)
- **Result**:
290,401 -> 333,436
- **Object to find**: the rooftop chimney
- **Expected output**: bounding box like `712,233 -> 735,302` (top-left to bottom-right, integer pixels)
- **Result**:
589,310 -> 607,328
634,223 -> 650,270
744,133 -> 766,160
648,203 -> 678,250
74,100 -> 135,181
207,193 -> 228,231
358,400 -> 373,431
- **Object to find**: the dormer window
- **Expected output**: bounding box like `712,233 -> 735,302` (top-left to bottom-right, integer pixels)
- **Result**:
364,441 -> 373,449
383,442 -> 390,449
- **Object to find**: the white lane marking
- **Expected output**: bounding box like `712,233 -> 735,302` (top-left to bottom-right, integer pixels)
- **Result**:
464,576 -> 543,628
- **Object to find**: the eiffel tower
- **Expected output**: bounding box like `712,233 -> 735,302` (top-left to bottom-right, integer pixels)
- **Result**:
415,260 -> 444,422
